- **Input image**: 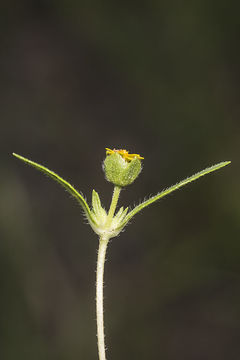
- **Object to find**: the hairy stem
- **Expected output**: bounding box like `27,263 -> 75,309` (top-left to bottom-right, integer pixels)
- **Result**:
96,236 -> 109,360
96,186 -> 122,359
106,185 -> 121,228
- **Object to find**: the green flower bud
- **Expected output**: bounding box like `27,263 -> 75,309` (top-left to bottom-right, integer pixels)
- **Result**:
103,148 -> 143,187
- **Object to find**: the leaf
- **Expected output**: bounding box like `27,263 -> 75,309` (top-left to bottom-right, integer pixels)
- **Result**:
114,206 -> 124,219
119,161 -> 231,227
92,189 -> 106,218
13,153 -> 95,224
118,207 -> 128,222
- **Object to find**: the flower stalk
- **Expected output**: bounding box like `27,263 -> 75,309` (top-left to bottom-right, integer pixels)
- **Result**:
105,186 -> 121,228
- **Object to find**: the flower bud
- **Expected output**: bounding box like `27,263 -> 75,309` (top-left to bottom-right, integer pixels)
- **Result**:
103,148 -> 143,187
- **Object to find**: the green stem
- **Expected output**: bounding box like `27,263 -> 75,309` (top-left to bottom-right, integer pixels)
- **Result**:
96,236 -> 109,360
106,186 -> 121,228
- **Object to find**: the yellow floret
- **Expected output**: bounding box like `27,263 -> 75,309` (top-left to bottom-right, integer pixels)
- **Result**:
105,148 -> 144,162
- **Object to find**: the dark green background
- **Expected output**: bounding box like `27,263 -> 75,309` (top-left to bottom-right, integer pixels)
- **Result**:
0,1 -> 239,359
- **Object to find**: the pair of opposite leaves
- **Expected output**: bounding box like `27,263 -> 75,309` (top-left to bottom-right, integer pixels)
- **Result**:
13,152 -> 230,238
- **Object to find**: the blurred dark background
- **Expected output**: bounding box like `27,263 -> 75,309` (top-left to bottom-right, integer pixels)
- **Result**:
0,1 -> 239,359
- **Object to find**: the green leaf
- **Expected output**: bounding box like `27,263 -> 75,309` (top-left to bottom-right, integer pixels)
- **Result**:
118,207 -> 128,222
13,153 -> 95,224
120,161 -> 231,227
114,206 -> 124,219
92,189 -> 106,218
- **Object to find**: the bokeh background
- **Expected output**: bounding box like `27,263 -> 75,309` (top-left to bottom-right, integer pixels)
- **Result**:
0,1 -> 239,359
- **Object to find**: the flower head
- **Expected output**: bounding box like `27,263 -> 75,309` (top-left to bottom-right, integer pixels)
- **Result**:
103,148 -> 143,187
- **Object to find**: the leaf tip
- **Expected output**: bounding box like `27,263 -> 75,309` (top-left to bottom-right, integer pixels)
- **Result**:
12,153 -> 28,162
221,160 -> 231,167
12,152 -> 22,158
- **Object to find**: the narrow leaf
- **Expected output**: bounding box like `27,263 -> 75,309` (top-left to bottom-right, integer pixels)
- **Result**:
13,153 -> 94,223
118,207 -> 128,222
114,206 -> 124,219
92,190 -> 102,214
92,189 -> 106,219
121,161 -> 231,227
